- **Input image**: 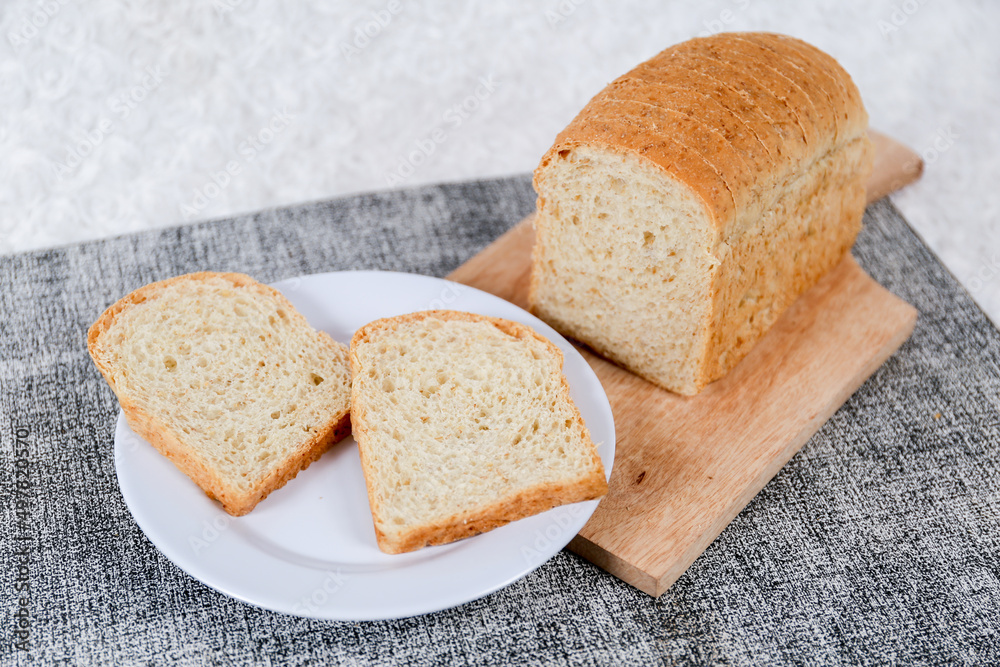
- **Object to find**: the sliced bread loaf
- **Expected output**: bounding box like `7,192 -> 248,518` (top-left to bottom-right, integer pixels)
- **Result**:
88,272 -> 352,516
349,310 -> 608,554
530,32 -> 872,395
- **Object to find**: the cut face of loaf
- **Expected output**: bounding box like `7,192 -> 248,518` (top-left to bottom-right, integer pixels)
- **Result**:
530,32 -> 873,395
88,272 -> 352,516
349,311 -> 608,554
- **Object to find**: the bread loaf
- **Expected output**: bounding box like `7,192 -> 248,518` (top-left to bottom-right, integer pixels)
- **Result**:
88,272 -> 352,516
349,310 -> 608,554
530,32 -> 872,395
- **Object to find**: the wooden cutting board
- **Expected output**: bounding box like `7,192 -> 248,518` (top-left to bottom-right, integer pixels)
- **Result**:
448,131 -> 922,596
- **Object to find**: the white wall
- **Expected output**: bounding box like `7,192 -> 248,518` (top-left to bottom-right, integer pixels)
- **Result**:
1,0 -> 996,321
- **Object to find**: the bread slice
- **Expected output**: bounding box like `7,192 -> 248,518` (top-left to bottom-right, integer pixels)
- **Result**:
349,310 -> 608,554
530,32 -> 872,395
88,272 -> 352,516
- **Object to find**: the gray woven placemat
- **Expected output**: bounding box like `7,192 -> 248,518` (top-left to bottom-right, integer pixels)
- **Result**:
2,176 -> 998,666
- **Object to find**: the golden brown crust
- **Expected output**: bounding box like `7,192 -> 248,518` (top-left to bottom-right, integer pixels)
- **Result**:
88,271 -> 352,516
350,309 -> 566,364
623,66 -> 789,172
378,477 -> 608,555
585,98 -> 756,212
699,135 -> 873,390
538,113 -> 735,231
607,77 -> 777,175
116,392 -> 351,516
748,33 -> 868,140
349,310 -> 608,554
88,271 -> 300,377
531,32 -> 873,395
537,31 -> 867,240
728,34 -> 843,145
640,47 -> 811,169
688,40 -> 824,155
775,34 -> 866,115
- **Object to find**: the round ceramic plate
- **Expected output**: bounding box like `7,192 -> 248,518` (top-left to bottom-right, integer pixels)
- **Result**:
114,270 -> 615,621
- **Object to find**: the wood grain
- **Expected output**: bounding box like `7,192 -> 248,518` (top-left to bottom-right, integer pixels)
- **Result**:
867,130 -> 925,202
447,130 -> 922,596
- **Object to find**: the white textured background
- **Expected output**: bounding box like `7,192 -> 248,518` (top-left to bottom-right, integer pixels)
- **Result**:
2,0 -> 997,322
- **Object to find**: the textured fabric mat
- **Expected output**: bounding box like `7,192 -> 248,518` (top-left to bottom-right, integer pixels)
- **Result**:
2,176 -> 998,666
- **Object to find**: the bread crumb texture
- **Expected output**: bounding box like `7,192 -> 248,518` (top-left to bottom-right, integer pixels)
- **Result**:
350,311 -> 607,554
88,272 -> 352,515
531,32 -> 872,395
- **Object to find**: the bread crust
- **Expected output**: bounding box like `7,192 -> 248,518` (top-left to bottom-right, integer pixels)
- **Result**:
585,98 -> 757,212
530,32 -> 873,395
694,42 -> 824,152
88,272 -> 352,516
726,34 -> 841,144
349,310 -> 608,554
701,136 -> 872,389
640,48 -> 812,167
624,66 -> 789,172
375,478 -> 608,555
538,111 -> 736,227
761,33 -> 867,132
606,77 -> 777,174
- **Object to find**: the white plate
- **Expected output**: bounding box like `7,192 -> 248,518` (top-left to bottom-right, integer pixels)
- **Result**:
114,270 -> 615,621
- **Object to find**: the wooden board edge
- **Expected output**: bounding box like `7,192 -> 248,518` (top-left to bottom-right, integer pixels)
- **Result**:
566,534 -> 660,597
643,288 -> 918,597
866,130 -> 924,203
446,130 -> 924,597
448,130 -> 922,298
